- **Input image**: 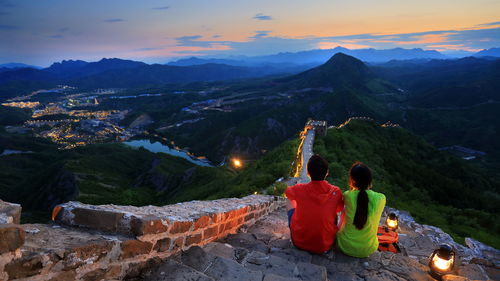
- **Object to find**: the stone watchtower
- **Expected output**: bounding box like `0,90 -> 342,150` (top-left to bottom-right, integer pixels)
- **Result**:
306,119 -> 327,136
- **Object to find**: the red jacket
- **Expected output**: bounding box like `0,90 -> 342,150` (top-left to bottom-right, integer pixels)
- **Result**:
286,181 -> 344,253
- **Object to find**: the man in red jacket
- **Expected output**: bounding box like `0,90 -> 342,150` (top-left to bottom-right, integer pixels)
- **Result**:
285,154 -> 344,253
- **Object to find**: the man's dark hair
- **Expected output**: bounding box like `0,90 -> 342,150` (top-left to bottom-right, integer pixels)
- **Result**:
307,154 -> 329,181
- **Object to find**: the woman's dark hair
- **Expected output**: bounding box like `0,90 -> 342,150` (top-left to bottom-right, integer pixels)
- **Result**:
350,162 -> 372,230
307,154 -> 329,181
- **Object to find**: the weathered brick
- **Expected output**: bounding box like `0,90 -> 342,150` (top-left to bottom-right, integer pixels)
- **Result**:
0,200 -> 22,224
245,213 -> 255,221
120,240 -> 153,259
0,224 -> 25,254
63,241 -> 113,270
72,208 -> 125,233
186,233 -> 202,246
212,213 -> 222,223
130,216 -> 169,236
153,237 -> 171,252
203,225 -> 219,240
169,221 -> 193,234
194,215 -> 211,230
172,237 -> 184,251
224,219 -> 239,231
5,254 -> 44,280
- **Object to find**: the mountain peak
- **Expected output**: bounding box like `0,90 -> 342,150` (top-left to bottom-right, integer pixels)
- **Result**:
324,52 -> 363,65
279,52 -> 371,88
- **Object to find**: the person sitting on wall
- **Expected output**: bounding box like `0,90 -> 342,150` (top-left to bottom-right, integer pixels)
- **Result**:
336,162 -> 386,258
285,154 -> 344,254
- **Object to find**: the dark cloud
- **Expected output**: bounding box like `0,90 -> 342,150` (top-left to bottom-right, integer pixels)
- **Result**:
49,34 -> 64,39
0,11 -> 10,16
253,13 -> 273,21
103,18 -> 125,23
476,21 -> 500,27
0,24 -> 17,30
250,30 -> 271,39
175,35 -> 212,47
58,27 -> 69,33
152,6 -> 170,10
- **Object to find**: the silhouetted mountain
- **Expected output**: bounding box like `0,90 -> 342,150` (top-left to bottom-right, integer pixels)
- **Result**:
474,47 -> 500,57
169,47 -> 449,67
168,57 -> 248,67
68,63 -> 283,88
45,58 -> 146,79
0,58 -> 296,93
0,63 -> 42,69
277,53 -> 373,89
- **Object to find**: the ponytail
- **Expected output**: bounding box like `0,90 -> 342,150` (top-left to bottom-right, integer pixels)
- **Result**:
350,162 -> 372,230
353,188 -> 368,230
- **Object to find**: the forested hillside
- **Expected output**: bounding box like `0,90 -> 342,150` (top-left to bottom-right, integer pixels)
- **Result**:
314,120 -> 500,248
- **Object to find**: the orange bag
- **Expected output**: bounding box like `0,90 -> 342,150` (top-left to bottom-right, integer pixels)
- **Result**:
377,226 -> 400,253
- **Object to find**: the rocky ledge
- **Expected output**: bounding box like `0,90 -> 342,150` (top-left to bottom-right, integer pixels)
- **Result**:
0,196 -> 498,281
141,207 -> 499,281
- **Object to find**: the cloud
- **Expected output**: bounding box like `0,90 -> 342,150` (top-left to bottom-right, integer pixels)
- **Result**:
212,35 -> 222,39
0,24 -> 17,30
49,34 -> 64,39
152,6 -> 170,10
250,30 -> 271,39
175,35 -> 214,47
103,18 -> 125,23
58,27 -> 69,33
135,47 -> 163,51
166,24 -> 500,58
253,13 -> 273,21
476,21 -> 500,27
0,11 -> 10,16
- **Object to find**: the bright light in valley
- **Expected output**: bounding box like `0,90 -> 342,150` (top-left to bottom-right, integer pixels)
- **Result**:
232,158 -> 242,168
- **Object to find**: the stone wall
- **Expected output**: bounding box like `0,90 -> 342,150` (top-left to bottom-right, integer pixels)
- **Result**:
0,195 -> 284,281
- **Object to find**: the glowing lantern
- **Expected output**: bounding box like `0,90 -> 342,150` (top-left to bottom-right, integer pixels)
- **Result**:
386,213 -> 399,230
232,158 -> 242,168
429,244 -> 456,278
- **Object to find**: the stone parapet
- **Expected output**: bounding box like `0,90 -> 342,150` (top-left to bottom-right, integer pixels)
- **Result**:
0,195 -> 285,280
0,200 -> 22,224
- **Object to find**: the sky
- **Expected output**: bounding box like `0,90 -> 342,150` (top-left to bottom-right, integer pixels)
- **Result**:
0,0 -> 499,66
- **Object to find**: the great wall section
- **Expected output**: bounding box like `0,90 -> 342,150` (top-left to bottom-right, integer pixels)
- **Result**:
1,119 -> 499,281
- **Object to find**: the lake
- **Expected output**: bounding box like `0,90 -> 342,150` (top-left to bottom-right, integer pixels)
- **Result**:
123,139 -> 213,167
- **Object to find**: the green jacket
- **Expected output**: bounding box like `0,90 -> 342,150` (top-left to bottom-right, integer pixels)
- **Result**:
336,189 -> 386,258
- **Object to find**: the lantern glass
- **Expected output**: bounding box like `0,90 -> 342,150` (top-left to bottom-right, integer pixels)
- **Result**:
431,254 -> 453,271
429,244 -> 456,277
386,213 -> 398,230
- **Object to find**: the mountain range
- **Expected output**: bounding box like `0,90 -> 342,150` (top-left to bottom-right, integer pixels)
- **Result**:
167,47 -> 500,67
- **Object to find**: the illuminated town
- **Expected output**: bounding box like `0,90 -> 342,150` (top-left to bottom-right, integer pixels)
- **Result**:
3,86 -> 137,149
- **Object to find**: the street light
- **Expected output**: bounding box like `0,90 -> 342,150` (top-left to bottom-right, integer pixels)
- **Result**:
386,213 -> 399,230
232,158 -> 242,168
429,244 -> 456,279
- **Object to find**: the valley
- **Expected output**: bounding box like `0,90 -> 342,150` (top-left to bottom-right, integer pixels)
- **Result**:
0,52 -> 499,250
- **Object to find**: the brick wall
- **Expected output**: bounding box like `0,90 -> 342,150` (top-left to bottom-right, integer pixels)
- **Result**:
0,195 -> 285,280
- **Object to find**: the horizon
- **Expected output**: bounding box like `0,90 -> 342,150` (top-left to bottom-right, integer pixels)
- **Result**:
2,45 -> 499,68
1,0 -> 499,66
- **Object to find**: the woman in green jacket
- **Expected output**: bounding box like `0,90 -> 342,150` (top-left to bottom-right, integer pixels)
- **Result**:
336,162 -> 386,258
